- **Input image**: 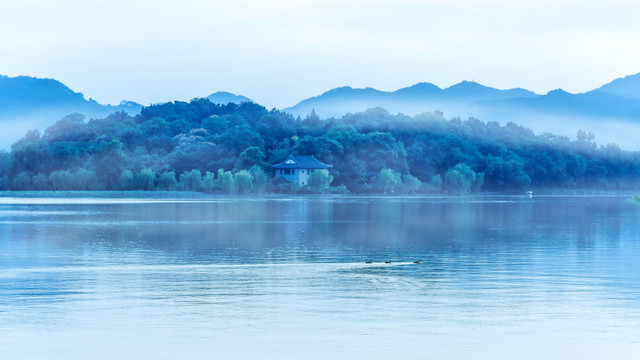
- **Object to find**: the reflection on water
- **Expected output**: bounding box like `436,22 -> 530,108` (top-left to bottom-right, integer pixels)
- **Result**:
1,196 -> 639,359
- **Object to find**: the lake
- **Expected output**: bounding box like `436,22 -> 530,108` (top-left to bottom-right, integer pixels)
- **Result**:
1,195 -> 639,359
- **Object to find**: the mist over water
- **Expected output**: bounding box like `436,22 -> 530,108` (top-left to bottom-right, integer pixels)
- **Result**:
1,196 -> 639,359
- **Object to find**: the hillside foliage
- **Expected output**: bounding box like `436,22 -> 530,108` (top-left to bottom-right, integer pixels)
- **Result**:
0,99 -> 639,193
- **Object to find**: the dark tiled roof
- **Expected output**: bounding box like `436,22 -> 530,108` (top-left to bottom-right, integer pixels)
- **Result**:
272,155 -> 332,169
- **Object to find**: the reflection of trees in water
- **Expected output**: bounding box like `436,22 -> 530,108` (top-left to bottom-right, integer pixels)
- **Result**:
5,197 -> 633,267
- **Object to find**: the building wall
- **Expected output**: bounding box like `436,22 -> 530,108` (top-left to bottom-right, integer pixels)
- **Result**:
275,168 -> 326,185
275,168 -> 300,184
299,169 -> 310,185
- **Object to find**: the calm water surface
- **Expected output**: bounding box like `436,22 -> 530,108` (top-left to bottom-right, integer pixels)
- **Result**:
1,196 -> 639,359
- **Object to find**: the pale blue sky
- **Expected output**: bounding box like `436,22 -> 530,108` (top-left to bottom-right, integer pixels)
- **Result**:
2,0 -> 640,108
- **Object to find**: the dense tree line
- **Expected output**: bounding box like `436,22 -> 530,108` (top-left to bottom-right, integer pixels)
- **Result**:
0,99 -> 639,194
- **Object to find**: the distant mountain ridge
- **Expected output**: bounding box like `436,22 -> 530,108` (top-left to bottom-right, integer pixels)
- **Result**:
0,75 -> 261,149
2,73 -> 640,150
592,73 -> 640,100
0,75 -> 143,117
0,76 -> 84,111
286,81 -> 540,118
283,73 -> 640,149
0,75 -> 146,149
206,91 -> 253,105
284,74 -> 640,120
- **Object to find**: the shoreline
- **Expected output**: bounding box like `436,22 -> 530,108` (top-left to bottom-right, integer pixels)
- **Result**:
0,190 -> 637,200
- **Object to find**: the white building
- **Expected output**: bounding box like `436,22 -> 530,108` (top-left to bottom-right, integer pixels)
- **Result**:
272,155 -> 332,186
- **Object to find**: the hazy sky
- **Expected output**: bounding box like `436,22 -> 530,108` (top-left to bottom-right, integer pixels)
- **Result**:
2,0 -> 640,108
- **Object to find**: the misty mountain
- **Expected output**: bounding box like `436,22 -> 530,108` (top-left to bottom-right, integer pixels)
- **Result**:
207,91 -> 254,105
4,98 -> 639,193
0,75 -> 143,149
0,75 -> 143,117
2,73 -> 640,150
284,76 -> 640,120
590,73 -> 640,100
283,74 -> 640,149
283,81 -> 538,119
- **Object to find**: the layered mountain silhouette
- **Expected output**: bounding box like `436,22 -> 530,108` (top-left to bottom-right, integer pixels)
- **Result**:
0,76 -> 252,119
593,73 -> 640,101
0,75 -> 143,149
0,75 -> 142,118
2,73 -> 640,149
283,74 -> 640,149
284,74 -> 640,121
0,75 -> 257,149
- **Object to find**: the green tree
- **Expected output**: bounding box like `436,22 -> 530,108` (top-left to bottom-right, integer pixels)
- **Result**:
0,150 -> 11,175
12,172 -> 32,190
424,174 -> 443,193
4,95 -> 640,193
445,163 -> 476,195
0,175 -> 9,190
119,170 -> 134,190
32,173 -> 50,190
249,165 -> 267,193
50,170 -> 75,190
94,139 -> 125,190
42,113 -> 86,142
290,181 -> 302,194
11,130 -> 46,175
271,176 -> 291,194
202,171 -> 216,192
234,170 -> 254,193
472,172 -> 485,193
307,170 -> 333,193
215,169 -> 235,193
235,147 -> 267,170
401,174 -> 422,193
135,168 -> 156,190
372,169 -> 400,193
75,168 -> 96,190
157,171 -> 177,191
179,169 -> 202,191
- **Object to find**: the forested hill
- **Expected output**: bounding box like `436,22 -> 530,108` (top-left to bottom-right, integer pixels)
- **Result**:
0,75 -> 142,150
283,73 -> 640,150
1,99 -> 639,194
285,74 -> 640,121
0,75 -> 142,118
